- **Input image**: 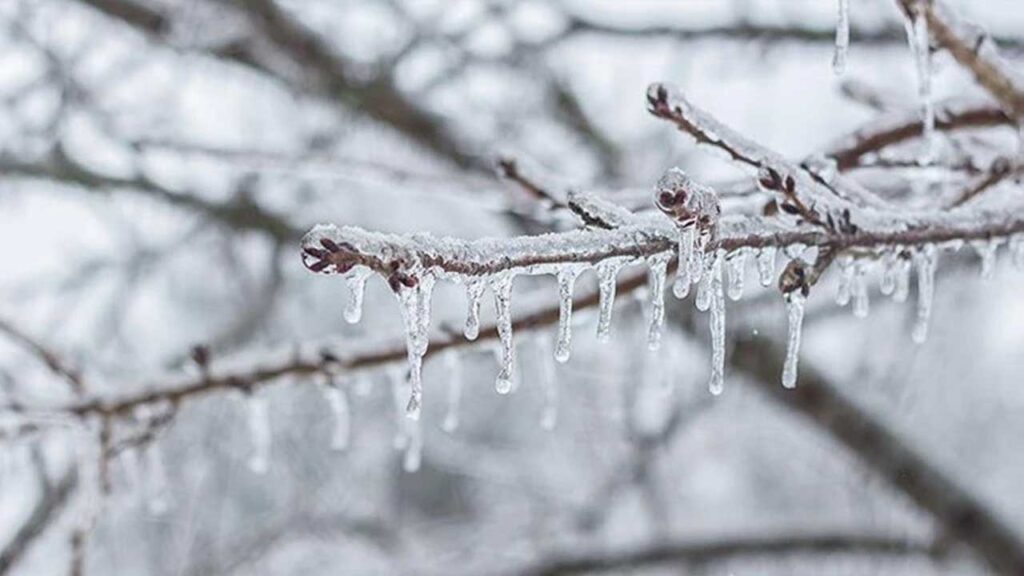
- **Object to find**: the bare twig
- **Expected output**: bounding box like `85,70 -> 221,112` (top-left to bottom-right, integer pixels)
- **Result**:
0,317 -> 84,396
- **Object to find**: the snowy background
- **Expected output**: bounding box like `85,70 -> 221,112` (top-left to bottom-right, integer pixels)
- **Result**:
1,0 -> 1024,574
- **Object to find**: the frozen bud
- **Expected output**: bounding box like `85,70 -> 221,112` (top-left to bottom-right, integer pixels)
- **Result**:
778,259 -> 810,297
301,235 -> 360,275
654,168 -> 720,229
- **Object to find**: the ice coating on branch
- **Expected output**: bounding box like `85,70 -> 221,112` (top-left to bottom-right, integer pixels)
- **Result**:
554,266 -> 583,363
782,292 -> 806,389
835,256 -> 854,306
912,244 -> 938,344
596,259 -> 625,342
540,338 -> 558,430
492,273 -> 516,393
324,382 -> 350,451
442,351 -> 462,433
833,0 -> 850,75
852,262 -> 869,318
397,274 -> 435,419
567,190 -> 640,228
343,268 -> 370,324
655,168 -> 720,294
673,226 -> 695,299
144,446 -> 170,516
905,4 -> 936,162
726,249 -> 747,301
970,238 -> 1000,279
246,394 -> 271,474
463,278 -> 485,341
757,246 -> 776,287
646,253 -> 670,351
708,253 -> 726,395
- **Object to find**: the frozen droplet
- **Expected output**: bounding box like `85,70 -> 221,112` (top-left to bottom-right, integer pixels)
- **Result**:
246,393 -> 271,474
343,268 -> 371,324
835,256 -> 853,306
912,244 -> 938,344
554,267 -> 581,363
442,351 -> 462,433
970,239 -> 1000,279
673,226 -> 695,299
782,291 -> 806,389
852,262 -> 869,318
646,253 -> 670,351
492,274 -> 516,393
463,278 -> 485,341
596,259 -> 623,342
403,417 -> 422,473
708,253 -> 726,396
832,0 -> 850,75
757,246 -> 777,287
324,382 -> 350,451
144,446 -> 170,516
726,249 -> 747,301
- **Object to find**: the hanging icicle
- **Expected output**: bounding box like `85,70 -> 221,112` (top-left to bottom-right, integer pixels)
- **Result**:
893,255 -> 911,303
833,0 -> 851,75
970,238 -> 1000,279
835,255 -> 854,306
708,252 -> 726,395
726,248 -> 747,301
442,351 -> 462,433
782,292 -> 806,389
463,278 -> 485,341
757,246 -> 777,287
673,226 -> 695,299
554,267 -> 582,363
323,379 -> 351,451
397,275 -> 435,420
880,251 -> 899,296
492,273 -> 516,394
912,244 -> 938,344
905,1 -> 936,162
596,259 -> 624,342
1010,235 -> 1024,269
343,268 -> 371,324
646,253 -> 670,351
851,262 -> 870,318
246,393 -> 271,474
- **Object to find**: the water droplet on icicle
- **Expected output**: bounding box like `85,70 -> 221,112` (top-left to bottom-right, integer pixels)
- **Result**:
912,244 -> 938,344
782,292 -> 806,389
554,267 -> 582,363
343,268 -> 371,324
851,262 -> 869,318
323,380 -> 351,451
970,239 -> 1000,279
442,351 -> 462,433
905,4 -> 936,163
757,246 -> 777,287
833,0 -> 850,75
246,393 -> 271,474
646,254 -> 670,351
463,278 -> 485,341
673,226 -> 695,299
726,249 -> 747,301
492,274 -> 516,394
596,259 -> 624,342
708,253 -> 726,396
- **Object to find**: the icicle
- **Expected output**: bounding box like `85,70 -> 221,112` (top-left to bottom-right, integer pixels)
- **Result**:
324,381 -> 350,451
970,239 -> 1000,279
757,246 -> 777,287
554,267 -> 581,363
672,226 -> 695,299
912,244 -> 937,344
835,256 -> 854,306
646,254 -> 670,351
851,262 -> 869,318
596,259 -> 623,342
782,291 -> 806,389
905,3 -> 935,162
1011,235 -> 1024,269
893,256 -> 911,303
880,251 -> 898,295
689,230 -> 709,287
397,275 -> 435,419
833,0 -> 850,75
726,249 -> 747,301
492,274 -> 516,394
540,338 -> 558,430
403,416 -> 422,473
441,351 -> 462,433
144,445 -> 170,516
463,278 -> 485,341
343,268 -> 371,324
694,254 -> 714,312
246,393 -> 271,474
708,253 -> 726,396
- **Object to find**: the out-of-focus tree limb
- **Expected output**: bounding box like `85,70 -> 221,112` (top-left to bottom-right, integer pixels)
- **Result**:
0,317 -> 84,396
0,458 -> 78,576
730,334 -> 1024,576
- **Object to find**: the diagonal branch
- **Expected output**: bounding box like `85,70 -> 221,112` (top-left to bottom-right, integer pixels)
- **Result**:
0,317 -> 84,396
